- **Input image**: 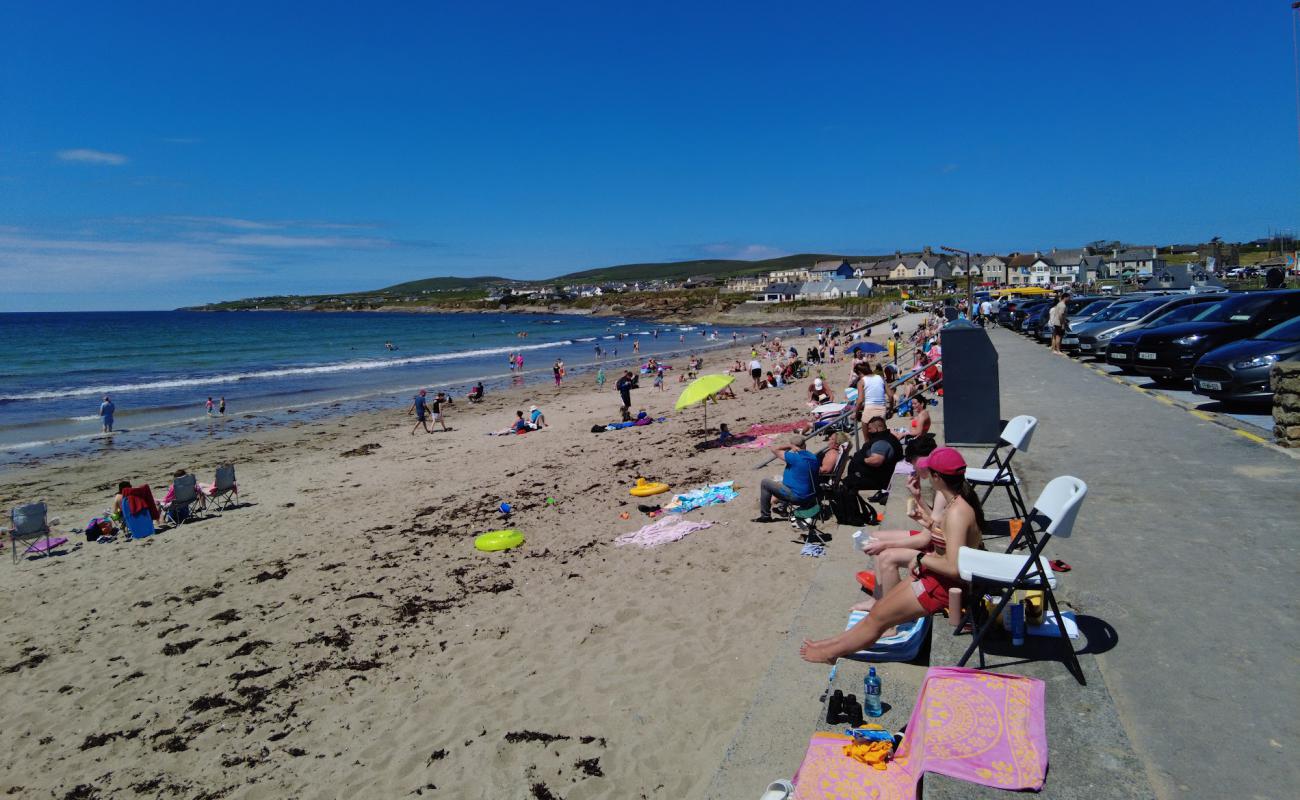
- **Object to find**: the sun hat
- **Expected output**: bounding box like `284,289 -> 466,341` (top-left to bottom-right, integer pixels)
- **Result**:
916,447 -> 966,476
529,405 -> 538,412
813,378 -> 824,389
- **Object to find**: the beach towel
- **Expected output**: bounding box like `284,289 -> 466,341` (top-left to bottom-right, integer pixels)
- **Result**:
732,432 -> 781,450
614,517 -> 714,548
744,420 -> 807,437
793,667 -> 1047,800
663,481 -> 738,513
122,485 -> 160,520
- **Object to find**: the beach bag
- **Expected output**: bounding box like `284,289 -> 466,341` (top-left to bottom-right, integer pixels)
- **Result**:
831,486 -> 877,527
85,517 -> 113,542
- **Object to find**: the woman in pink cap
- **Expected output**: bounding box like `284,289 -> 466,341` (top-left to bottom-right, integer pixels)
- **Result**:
800,446 -> 985,664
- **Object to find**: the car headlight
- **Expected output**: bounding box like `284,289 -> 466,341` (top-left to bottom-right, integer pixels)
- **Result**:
1173,334 -> 1205,346
1097,326 -> 1129,342
1232,353 -> 1280,369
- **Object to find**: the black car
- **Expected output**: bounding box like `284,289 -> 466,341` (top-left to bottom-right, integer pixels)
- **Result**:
1024,295 -> 1102,340
1080,294 -> 1224,359
1002,299 -> 1049,330
1192,315 -> 1300,404
1128,290 -> 1300,385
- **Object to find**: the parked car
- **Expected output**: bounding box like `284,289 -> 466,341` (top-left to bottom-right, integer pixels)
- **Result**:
1044,299 -> 1119,345
1002,299 -> 1049,330
1128,290 -> 1300,385
1076,294 -> 1224,357
1191,315 -> 1300,404
1025,295 -> 1103,341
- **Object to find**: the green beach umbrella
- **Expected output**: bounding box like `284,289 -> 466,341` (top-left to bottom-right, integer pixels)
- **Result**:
675,373 -> 735,431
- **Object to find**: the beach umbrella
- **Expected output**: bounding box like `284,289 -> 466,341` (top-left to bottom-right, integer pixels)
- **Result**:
675,373 -> 735,431
848,341 -> 887,355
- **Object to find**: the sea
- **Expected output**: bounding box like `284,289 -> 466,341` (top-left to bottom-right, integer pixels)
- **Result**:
0,311 -> 783,468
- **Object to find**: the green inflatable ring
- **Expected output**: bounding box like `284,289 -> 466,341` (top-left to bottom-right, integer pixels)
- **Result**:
475,529 -> 524,552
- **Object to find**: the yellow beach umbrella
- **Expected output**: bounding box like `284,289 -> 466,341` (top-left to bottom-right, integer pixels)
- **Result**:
675,373 -> 735,431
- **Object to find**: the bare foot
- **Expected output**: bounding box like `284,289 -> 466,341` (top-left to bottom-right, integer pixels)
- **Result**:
799,638 -> 839,665
850,597 -> 877,613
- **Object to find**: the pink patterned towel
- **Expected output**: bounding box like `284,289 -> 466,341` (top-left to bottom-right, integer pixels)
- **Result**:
744,420 -> 807,437
614,517 -> 714,548
793,667 -> 1046,799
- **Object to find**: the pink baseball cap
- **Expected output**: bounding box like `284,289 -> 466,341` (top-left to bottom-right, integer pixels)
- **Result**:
916,447 -> 966,476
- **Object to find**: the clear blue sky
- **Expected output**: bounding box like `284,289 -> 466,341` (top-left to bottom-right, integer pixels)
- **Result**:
2,1 -> 1298,310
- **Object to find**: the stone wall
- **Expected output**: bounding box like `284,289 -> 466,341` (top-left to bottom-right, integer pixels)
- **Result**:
1272,359 -> 1300,446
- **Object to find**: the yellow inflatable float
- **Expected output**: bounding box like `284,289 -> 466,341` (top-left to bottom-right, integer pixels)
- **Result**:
474,529 -> 524,552
629,477 -> 670,497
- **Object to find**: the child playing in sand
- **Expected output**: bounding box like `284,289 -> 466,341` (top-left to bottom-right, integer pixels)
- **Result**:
653,368 -> 665,391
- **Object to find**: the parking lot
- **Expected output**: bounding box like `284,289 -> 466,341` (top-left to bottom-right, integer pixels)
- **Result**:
1086,362 -> 1275,433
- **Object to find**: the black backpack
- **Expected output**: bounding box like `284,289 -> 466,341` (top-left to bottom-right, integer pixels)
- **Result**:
831,485 -> 878,527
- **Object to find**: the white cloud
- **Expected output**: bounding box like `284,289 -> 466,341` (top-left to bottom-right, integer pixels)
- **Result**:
696,242 -> 787,260
217,233 -> 391,249
56,149 -> 128,165
158,215 -> 381,232
0,232 -> 253,297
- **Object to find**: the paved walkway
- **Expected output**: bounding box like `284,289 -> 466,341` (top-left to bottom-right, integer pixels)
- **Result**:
987,329 -> 1299,799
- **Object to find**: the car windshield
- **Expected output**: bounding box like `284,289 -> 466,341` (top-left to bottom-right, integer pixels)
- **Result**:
1257,315 -> 1300,342
1198,294 -> 1280,323
1088,302 -> 1138,321
1156,302 -> 1222,325
1118,298 -> 1171,320
1073,300 -> 1112,317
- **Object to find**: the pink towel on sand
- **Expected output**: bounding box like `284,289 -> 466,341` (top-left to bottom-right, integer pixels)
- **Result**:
744,420 -> 807,437
793,667 -> 1046,799
614,517 -> 714,548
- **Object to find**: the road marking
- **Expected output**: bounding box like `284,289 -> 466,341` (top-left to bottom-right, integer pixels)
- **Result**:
1153,395 -> 1174,406
1189,410 -> 1214,421
1234,429 -> 1268,444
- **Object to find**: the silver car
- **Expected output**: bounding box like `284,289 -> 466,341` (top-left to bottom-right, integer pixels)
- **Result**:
1074,294 -> 1224,357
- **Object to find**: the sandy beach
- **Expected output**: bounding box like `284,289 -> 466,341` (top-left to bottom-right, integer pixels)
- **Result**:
0,323 -> 895,798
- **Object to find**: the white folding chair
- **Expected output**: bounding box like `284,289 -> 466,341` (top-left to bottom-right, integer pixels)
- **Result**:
965,415 -> 1037,521
957,476 -> 1087,684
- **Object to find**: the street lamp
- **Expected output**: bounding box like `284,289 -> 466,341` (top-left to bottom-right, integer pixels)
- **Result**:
940,245 -> 973,311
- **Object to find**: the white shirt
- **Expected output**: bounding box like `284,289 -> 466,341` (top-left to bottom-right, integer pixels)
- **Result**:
863,375 -> 887,405
749,359 -> 762,371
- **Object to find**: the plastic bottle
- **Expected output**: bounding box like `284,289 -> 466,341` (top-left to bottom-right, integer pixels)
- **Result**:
863,667 -> 883,717
1009,602 -> 1026,646
851,530 -> 865,551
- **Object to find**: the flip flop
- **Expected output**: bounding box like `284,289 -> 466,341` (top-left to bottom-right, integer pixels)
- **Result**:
1050,559 -> 1072,572
855,571 -> 877,593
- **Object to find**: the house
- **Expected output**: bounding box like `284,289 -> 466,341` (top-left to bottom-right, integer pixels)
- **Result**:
1106,247 -> 1164,278
979,256 -> 1007,285
1139,264 -> 1226,292
725,275 -> 767,293
755,282 -> 801,303
852,260 -> 893,288
1005,253 -> 1038,286
810,259 -> 857,279
1078,255 -> 1106,284
799,278 -> 873,300
769,266 -> 811,283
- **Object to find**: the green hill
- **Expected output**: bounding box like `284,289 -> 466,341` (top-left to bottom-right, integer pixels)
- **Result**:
553,253 -> 874,283
379,275 -> 512,293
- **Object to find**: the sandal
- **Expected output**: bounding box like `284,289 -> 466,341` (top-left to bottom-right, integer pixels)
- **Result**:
1050,559 -> 1072,572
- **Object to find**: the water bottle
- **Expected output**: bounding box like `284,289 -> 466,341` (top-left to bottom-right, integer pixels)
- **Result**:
863,667 -> 883,717
852,530 -> 865,551
1009,602 -> 1026,646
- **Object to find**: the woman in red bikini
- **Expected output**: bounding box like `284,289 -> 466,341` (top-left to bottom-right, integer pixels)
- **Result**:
800,447 -> 985,664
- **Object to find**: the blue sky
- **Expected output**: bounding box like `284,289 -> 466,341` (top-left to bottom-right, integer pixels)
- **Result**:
2,1 -> 1298,310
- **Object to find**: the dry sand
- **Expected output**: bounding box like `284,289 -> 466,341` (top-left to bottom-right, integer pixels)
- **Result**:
0,326 -> 895,799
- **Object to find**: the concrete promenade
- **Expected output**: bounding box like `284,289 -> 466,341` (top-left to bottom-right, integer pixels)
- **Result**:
982,328 -> 1299,799
706,322 -> 1297,799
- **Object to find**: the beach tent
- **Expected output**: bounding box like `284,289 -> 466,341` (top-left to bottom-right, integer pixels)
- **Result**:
847,341 -> 887,355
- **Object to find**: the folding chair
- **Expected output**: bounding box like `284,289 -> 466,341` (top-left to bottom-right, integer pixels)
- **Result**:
206,464 -> 239,511
162,474 -> 201,525
956,475 -> 1087,685
5,502 -> 66,563
965,415 -> 1037,521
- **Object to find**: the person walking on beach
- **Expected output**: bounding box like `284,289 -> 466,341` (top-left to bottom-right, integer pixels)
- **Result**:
1049,292 -> 1069,354
98,395 -> 115,433
749,356 -> 763,391
430,391 -> 450,432
218,397 -> 226,416
616,370 -> 636,414
407,389 -> 434,434
633,339 -> 640,355
654,367 -> 665,392
596,367 -> 606,391
509,352 -> 516,372
205,396 -> 215,416
553,358 -> 564,386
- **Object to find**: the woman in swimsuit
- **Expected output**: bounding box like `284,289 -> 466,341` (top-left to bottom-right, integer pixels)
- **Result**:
800,447 -> 984,664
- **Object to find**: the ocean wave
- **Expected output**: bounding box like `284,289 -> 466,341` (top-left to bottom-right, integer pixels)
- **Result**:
0,340 -> 568,402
